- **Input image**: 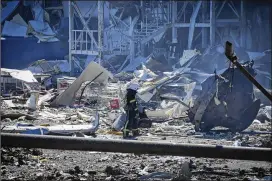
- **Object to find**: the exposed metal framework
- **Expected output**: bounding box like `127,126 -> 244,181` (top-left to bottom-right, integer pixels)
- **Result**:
173,1 -> 246,49
2,133 -> 271,161
68,1 -> 247,73
68,1 -> 99,75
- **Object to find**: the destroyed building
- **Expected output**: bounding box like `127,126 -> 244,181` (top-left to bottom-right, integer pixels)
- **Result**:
1,1 -> 272,181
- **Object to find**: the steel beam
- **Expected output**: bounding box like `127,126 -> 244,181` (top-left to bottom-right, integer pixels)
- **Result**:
75,2 -> 97,44
141,24 -> 171,45
216,0 -> 227,18
98,0 -> 104,65
171,1 -> 177,43
174,21 -> 239,28
188,1 -> 202,49
140,0 -> 144,28
209,1 -> 215,47
68,1 -> 74,76
129,16 -> 139,63
72,2 -> 98,48
1,133 -> 271,161
176,2 -> 188,22
174,23 -> 210,28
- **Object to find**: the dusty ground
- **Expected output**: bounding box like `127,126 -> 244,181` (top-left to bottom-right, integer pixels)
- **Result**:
1,106 -> 272,181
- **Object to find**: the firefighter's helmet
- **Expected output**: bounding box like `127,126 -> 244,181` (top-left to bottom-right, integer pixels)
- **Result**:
127,81 -> 139,91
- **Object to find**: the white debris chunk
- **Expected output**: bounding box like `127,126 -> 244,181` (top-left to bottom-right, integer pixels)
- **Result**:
40,112 -> 99,134
252,119 -> 262,125
3,100 -> 16,108
26,91 -> 40,110
1,68 -> 38,83
39,111 -> 66,120
52,62 -> 113,106
77,111 -> 91,121
180,49 -> 201,67
256,106 -> 272,123
166,82 -> 196,118
112,111 -> 127,131
38,92 -> 55,107
233,140 -> 242,147
134,64 -> 158,81
160,100 -> 177,109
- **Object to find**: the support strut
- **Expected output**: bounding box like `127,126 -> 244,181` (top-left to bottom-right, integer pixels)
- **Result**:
1,133 -> 271,161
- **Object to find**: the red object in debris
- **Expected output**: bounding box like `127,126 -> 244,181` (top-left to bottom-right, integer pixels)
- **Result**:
110,99 -> 120,109
60,82 -> 69,89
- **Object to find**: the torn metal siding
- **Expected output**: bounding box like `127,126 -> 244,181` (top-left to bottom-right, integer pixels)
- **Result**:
1,0 -> 20,23
1,68 -> 38,83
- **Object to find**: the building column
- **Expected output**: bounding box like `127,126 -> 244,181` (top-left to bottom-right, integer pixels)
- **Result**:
129,17 -> 135,63
172,1 -> 177,43
98,0 -> 104,65
68,1 -> 74,76
209,0 -> 215,47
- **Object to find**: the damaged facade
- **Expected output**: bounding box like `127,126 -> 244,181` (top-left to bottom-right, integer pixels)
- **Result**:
1,1 -> 271,181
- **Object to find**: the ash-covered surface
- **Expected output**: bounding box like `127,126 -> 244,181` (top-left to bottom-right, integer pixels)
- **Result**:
1,147 -> 272,181
1,106 -> 271,181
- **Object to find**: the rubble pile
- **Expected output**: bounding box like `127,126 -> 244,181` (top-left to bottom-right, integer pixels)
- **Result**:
1,44 -> 271,181
1,147 -> 271,181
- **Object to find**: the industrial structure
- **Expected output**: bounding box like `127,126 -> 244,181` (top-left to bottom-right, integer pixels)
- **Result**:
67,0 -> 248,75
1,2 -> 271,180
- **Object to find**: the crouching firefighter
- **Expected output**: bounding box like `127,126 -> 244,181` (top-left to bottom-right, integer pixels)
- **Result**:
123,82 -> 140,138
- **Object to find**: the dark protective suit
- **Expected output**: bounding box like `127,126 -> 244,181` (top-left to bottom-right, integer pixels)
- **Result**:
123,88 -> 139,137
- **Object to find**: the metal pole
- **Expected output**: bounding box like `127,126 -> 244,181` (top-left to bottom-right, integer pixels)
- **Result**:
188,1 -> 202,49
140,0 -> 144,29
1,133 -> 271,161
225,41 -> 272,102
171,1 -> 177,43
98,0 -> 104,65
78,71 -> 103,104
209,0 -> 215,47
69,1 -> 74,76
129,17 -> 135,64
